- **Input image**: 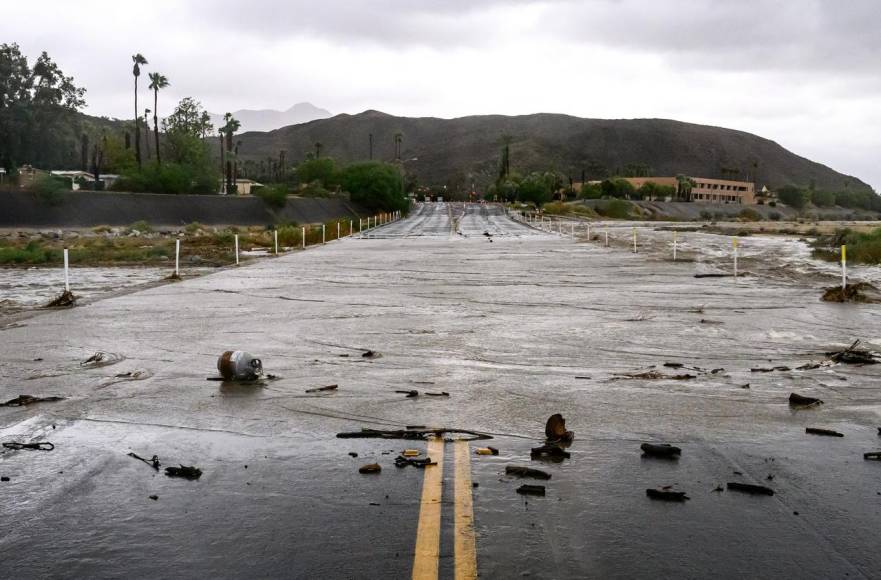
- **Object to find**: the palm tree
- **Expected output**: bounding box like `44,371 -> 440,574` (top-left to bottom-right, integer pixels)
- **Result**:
314,141 -> 322,159
131,53 -> 148,169
394,133 -> 403,161
148,72 -> 169,165
221,113 -> 241,193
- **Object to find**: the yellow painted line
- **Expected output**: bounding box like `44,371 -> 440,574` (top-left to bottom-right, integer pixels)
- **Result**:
412,436 -> 444,580
454,440 -> 478,580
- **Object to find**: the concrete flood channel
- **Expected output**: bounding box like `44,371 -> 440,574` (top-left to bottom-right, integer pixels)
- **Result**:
1,202 -> 880,579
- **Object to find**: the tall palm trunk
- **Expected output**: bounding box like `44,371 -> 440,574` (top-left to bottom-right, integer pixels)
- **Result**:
134,76 -> 141,169
219,134 -> 225,193
153,89 -> 161,165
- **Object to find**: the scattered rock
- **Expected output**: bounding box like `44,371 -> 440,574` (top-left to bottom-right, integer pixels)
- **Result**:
646,488 -> 689,502
1,476 -> 9,482
165,465 -> 202,480
359,463 -> 381,474
530,445 -> 570,461
545,414 -> 574,444
148,495 -> 158,500
349,452 -> 358,458
475,447 -> 499,456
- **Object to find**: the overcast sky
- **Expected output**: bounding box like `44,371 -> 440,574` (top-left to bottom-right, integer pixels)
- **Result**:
3,0 -> 879,189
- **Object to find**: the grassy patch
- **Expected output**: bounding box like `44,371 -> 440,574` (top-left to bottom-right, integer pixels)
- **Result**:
811,227 -> 881,265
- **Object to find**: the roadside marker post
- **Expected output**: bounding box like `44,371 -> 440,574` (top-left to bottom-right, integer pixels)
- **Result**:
63,248 -> 70,292
673,231 -> 678,261
322,224 -> 326,244
175,239 -> 181,275
570,223 -> 575,238
605,231 -> 609,247
841,245 -> 847,291
350,221 -> 353,236
302,227 -> 306,249
234,234 -> 239,265
632,227 -> 637,253
337,222 -> 340,240
273,230 -> 278,255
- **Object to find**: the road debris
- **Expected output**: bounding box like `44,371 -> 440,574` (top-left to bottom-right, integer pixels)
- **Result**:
348,452 -> 358,457
1,394 -> 64,407
305,384 -> 338,393
751,365 -> 791,373
806,427 -> 844,437
530,445 -> 570,461
827,340 -> 878,365
505,466 -> 551,480
646,488 -> 689,502
395,390 -> 419,398
337,428 -> 493,441
864,452 -> 881,461
395,456 -> 436,468
475,447 -> 499,456
362,350 -> 381,359
402,449 -> 420,457
165,465 -> 202,480
516,484 -> 546,496
149,495 -> 159,500
127,452 -> 160,470
80,351 -> 124,368
694,273 -> 732,278
425,391 -> 450,397
727,482 -> 775,496
217,351 -> 263,381
614,370 -> 696,380
821,282 -> 880,303
789,393 -> 824,407
545,414 -> 574,444
1,476 -> 9,482
2,441 -> 55,451
359,463 -> 381,474
641,443 -> 682,458
44,290 -> 76,308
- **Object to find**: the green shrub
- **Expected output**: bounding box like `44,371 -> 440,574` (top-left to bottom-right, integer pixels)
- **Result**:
738,208 -> 762,221
769,211 -> 782,221
33,174 -> 69,206
595,199 -> 633,219
254,184 -> 288,208
129,220 -> 152,233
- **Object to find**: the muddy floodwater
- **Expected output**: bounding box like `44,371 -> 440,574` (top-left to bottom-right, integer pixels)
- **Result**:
1,203 -> 879,579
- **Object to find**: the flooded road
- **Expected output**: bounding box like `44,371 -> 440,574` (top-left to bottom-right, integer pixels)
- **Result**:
1,203 -> 879,579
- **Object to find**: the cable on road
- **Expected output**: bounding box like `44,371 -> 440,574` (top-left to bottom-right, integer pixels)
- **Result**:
2,441 -> 55,451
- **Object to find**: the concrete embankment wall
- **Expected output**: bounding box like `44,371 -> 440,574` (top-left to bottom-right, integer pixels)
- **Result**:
0,190 -> 366,227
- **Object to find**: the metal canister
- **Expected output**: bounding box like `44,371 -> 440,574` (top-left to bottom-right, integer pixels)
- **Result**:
217,351 -> 263,381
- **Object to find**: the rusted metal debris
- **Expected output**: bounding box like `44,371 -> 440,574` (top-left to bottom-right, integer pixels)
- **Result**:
641,443 -> 681,458
789,393 -> 824,407
506,466 -> 551,480
727,482 -> 774,496
806,427 -> 843,437
305,384 -> 338,393
165,465 -> 202,480
516,484 -> 546,496
1,395 -> 64,407
646,488 -> 689,502
545,414 -> 574,444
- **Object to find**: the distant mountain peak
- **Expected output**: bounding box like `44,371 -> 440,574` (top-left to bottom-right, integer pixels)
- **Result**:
209,102 -> 331,133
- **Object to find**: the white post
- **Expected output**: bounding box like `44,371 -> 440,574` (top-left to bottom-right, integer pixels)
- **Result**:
63,248 -> 70,292
733,237 -> 738,278
605,231 -> 609,247
302,227 -> 306,249
673,231 -> 677,261
349,221 -> 353,236
273,230 -> 278,255
175,239 -> 181,275
337,222 -> 340,240
322,224 -> 326,244
234,234 -> 239,265
841,245 -> 847,291
632,228 -> 637,253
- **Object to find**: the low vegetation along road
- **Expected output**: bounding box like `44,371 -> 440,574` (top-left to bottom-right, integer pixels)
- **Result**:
2,203 -> 880,579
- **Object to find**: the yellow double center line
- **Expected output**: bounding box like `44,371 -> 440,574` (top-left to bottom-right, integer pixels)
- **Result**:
411,438 -> 478,580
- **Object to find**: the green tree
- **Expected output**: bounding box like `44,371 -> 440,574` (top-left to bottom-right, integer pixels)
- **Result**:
579,182 -> 603,199
131,53 -> 147,169
220,112 -> 240,193
517,172 -> 555,205
601,178 -> 635,198
777,185 -> 809,209
296,158 -> 337,188
810,189 -> 835,207
147,72 -> 169,165
338,161 -> 407,212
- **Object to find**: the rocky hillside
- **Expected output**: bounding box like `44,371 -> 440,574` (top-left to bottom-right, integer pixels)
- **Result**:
235,111 -> 872,192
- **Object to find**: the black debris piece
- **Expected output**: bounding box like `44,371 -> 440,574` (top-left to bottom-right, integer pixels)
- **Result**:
530,445 -> 570,461
165,465 -> 202,480
806,427 -> 843,437
751,366 -> 791,373
727,482 -> 774,496
640,443 -> 682,458
827,340 -> 878,365
128,452 -> 161,470
2,441 -> 54,451
516,484 -> 546,496
395,456 -> 436,468
789,393 -> 824,407
349,452 -> 358,458
359,463 -> 381,474
506,466 -> 551,480
864,452 -> 881,461
646,488 -> 689,502
1,395 -> 65,407
395,390 -> 419,398
306,384 -> 338,393
337,427 -> 492,442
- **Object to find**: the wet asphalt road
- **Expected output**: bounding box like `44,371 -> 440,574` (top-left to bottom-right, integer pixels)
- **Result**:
1,203 -> 880,579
